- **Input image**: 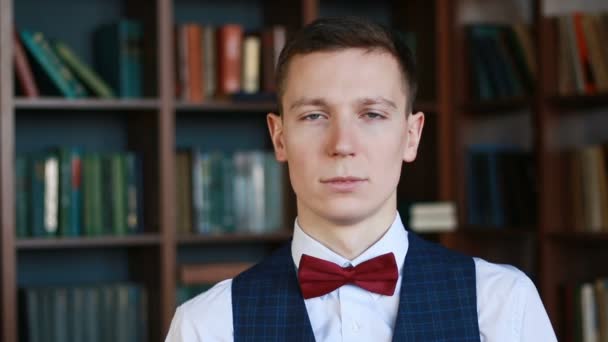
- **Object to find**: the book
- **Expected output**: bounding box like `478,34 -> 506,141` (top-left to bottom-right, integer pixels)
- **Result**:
13,29 -> 39,97
54,41 -> 116,98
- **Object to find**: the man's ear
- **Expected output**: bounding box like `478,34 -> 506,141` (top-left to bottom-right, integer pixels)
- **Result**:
403,111 -> 425,163
267,112 -> 287,162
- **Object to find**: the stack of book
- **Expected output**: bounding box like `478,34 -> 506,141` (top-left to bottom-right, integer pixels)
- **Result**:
19,283 -> 147,342
174,23 -> 286,103
408,202 -> 457,233
14,19 -> 143,99
466,145 -> 537,228
563,278 -> 608,342
566,144 -> 608,232
556,12 -> 608,95
15,148 -> 144,239
466,23 -> 536,101
175,149 -> 285,235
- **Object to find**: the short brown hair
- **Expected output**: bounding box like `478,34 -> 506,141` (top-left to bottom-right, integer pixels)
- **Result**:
275,16 -> 418,114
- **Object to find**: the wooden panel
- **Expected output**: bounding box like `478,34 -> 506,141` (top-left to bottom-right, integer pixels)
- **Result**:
16,234 -> 161,249
0,0 -> 16,339
14,98 -> 160,110
178,230 -> 293,245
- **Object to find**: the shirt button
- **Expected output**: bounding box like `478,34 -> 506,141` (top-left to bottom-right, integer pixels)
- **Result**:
352,321 -> 360,332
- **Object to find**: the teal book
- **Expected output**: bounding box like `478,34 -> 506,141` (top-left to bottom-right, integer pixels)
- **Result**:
125,153 -> 142,234
94,20 -> 142,98
53,288 -> 69,342
221,155 -> 235,233
99,285 -> 117,342
25,288 -> 41,342
83,287 -> 100,342
15,155 -> 28,238
20,30 -> 76,98
58,147 -> 82,237
68,287 -> 85,342
127,20 -> 143,98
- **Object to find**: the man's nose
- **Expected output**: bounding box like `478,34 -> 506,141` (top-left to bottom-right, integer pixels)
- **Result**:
325,117 -> 356,157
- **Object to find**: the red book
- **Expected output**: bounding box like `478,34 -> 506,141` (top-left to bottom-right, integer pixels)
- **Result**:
573,13 -> 597,94
186,24 -> 204,103
261,26 -> 286,93
216,24 -> 243,96
13,29 -> 39,97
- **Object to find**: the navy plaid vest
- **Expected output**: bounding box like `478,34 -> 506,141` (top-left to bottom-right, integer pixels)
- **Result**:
232,232 -> 480,341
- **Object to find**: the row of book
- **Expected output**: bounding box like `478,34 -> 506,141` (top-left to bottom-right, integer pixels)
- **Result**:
563,278 -> 608,342
15,19 -> 142,99
176,149 -> 285,235
174,23 -> 286,103
15,149 -> 144,238
466,145 -> 537,228
566,144 -> 608,233
407,202 -> 457,233
557,13 -> 608,96
19,283 -> 148,342
466,23 -> 536,101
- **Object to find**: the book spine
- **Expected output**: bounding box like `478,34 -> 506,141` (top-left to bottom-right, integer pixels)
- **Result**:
13,29 -> 39,97
217,24 -> 243,96
20,30 -> 76,98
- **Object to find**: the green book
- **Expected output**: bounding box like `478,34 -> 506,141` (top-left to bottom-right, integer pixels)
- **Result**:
15,155 -> 28,238
83,154 -> 103,236
25,289 -> 41,342
111,154 -> 127,236
54,41 -> 116,98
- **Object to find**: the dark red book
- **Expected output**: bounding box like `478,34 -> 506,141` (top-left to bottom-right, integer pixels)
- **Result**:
216,24 -> 243,96
13,29 -> 39,97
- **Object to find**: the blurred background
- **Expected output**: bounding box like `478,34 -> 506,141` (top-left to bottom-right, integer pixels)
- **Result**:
1,0 -> 607,341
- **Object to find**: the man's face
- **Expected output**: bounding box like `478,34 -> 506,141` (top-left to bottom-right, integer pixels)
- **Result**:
267,48 -> 424,225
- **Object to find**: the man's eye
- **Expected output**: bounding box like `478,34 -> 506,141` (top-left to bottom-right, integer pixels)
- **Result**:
364,112 -> 384,119
303,113 -> 324,120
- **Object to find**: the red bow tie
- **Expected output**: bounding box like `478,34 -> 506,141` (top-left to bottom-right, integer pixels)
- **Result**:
297,252 -> 398,299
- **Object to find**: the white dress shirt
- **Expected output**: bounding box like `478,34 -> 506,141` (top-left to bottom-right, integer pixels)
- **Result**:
166,212 -> 557,341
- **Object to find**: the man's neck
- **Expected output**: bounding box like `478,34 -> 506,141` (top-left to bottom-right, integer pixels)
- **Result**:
295,200 -> 397,260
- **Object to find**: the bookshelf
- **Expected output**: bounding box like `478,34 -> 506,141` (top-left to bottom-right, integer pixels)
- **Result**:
1,0 -> 604,341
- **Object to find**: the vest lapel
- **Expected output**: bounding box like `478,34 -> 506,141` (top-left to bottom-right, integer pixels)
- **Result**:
392,233 -> 480,342
232,243 -> 316,341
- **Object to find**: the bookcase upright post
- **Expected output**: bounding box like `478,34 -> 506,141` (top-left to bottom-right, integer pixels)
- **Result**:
0,0 -> 17,340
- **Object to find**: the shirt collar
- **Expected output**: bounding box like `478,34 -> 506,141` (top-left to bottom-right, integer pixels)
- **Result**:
291,211 -> 409,300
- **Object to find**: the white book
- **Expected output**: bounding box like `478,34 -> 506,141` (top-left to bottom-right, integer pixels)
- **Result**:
582,283 -> 600,342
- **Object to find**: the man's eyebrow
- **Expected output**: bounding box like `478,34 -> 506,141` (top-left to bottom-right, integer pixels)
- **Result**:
357,97 -> 398,110
287,96 -> 398,111
288,97 -> 328,111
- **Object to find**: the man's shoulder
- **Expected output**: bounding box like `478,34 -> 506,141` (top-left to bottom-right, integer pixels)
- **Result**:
179,279 -> 233,319
473,257 -> 539,313
473,257 -> 534,291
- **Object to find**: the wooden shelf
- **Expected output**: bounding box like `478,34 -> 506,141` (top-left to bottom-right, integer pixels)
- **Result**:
176,100 -> 278,113
460,97 -> 533,114
547,93 -> 608,109
14,98 -> 160,110
450,226 -> 537,240
178,230 -> 292,245
16,234 -> 161,250
547,231 -> 608,243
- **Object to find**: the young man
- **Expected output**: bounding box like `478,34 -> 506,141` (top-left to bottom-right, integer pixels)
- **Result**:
166,17 -> 557,341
